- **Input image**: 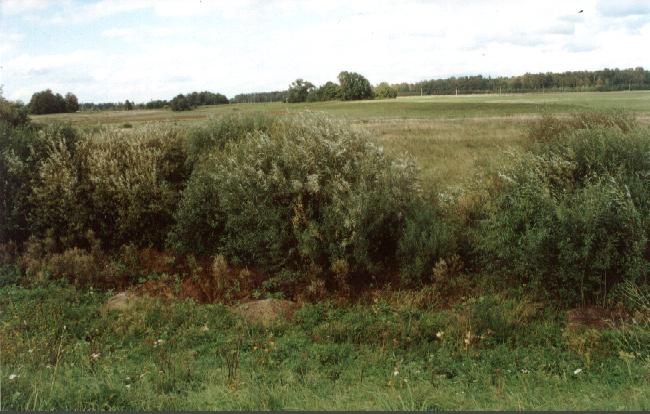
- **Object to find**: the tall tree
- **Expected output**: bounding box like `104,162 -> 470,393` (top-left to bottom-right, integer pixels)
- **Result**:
287,79 -> 315,103
64,93 -> 79,112
337,71 -> 374,101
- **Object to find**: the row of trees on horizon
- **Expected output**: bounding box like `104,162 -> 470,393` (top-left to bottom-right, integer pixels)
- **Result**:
11,67 -> 650,114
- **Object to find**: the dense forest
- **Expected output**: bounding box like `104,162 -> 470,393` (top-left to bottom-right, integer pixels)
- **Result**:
394,67 -> 650,95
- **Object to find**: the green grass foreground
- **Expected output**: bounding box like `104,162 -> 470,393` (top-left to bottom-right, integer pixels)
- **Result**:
1,282 -> 648,410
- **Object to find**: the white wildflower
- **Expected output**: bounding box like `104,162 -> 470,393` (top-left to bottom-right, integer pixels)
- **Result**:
393,370 -> 399,376
9,374 -> 19,380
436,331 -> 444,339
573,368 -> 583,375
91,352 -> 100,360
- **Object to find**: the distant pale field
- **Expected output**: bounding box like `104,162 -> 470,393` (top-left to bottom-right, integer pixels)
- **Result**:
31,91 -> 650,187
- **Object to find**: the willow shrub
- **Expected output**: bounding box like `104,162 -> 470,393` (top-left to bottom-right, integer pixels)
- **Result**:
185,112 -> 277,166
1,122 -> 75,244
30,125 -> 188,249
171,114 -> 451,287
476,114 -> 650,305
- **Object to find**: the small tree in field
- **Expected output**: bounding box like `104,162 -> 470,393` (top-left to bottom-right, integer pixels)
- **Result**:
374,82 -> 397,99
170,94 -> 193,111
337,71 -> 374,101
287,79 -> 315,103
29,89 -> 67,114
64,93 -> 79,112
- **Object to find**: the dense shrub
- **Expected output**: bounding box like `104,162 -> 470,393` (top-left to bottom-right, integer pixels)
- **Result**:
396,199 -> 457,286
0,97 -> 30,127
30,125 -> 188,249
185,113 -> 277,165
1,122 -> 72,244
476,112 -> 650,304
171,114 -> 422,286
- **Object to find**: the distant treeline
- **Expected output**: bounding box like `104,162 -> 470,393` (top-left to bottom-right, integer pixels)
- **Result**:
231,91 -> 288,104
393,67 -> 650,96
23,67 -> 650,114
76,91 -> 228,113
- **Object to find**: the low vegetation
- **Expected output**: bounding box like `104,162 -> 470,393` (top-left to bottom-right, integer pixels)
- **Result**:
1,95 -> 649,409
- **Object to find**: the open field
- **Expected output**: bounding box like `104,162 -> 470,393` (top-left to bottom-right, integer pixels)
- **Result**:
31,91 -> 650,125
3,91 -> 650,410
30,91 -> 650,187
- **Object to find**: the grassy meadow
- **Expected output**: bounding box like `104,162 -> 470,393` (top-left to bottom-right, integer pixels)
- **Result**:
30,91 -> 650,187
2,91 -> 650,410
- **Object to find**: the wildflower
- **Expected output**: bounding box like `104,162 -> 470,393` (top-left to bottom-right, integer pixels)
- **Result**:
521,369 -> 530,374
125,384 -> 131,389
201,324 -> 209,332
9,374 -> 19,380
436,331 -> 444,339
573,368 -> 583,375
28,349 -> 34,354
91,352 -> 100,360
393,370 -> 399,376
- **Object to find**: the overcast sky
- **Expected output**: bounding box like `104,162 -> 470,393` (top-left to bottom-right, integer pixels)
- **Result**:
1,0 -> 650,102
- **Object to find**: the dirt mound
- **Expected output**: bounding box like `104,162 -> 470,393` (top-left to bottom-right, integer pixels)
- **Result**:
566,306 -> 628,331
232,299 -> 300,326
103,292 -> 139,311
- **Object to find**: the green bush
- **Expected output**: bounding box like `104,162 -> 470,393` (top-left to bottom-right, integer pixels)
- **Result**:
396,199 -> 456,286
0,97 -> 30,127
171,114 -> 420,287
30,125 -> 188,249
1,122 -> 73,244
476,114 -> 650,304
185,113 -> 277,165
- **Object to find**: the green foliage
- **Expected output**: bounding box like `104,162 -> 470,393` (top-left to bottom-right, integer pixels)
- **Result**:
287,79 -> 315,103
0,122 -> 67,244
185,113 -> 277,166
172,114 -> 419,285
476,113 -> 650,304
29,125 -> 188,249
0,96 -> 30,127
397,199 -> 457,286
170,94 -> 193,111
65,92 -> 80,112
28,89 -> 78,114
307,82 -> 340,102
337,71 -> 374,101
374,82 -> 398,99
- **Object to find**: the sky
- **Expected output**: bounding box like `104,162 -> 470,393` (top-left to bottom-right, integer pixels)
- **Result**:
1,0 -> 650,103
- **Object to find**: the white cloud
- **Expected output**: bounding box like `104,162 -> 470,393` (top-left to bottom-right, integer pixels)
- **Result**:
2,0 -> 650,102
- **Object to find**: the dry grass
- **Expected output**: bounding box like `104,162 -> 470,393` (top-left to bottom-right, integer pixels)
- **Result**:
363,118 -> 528,187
